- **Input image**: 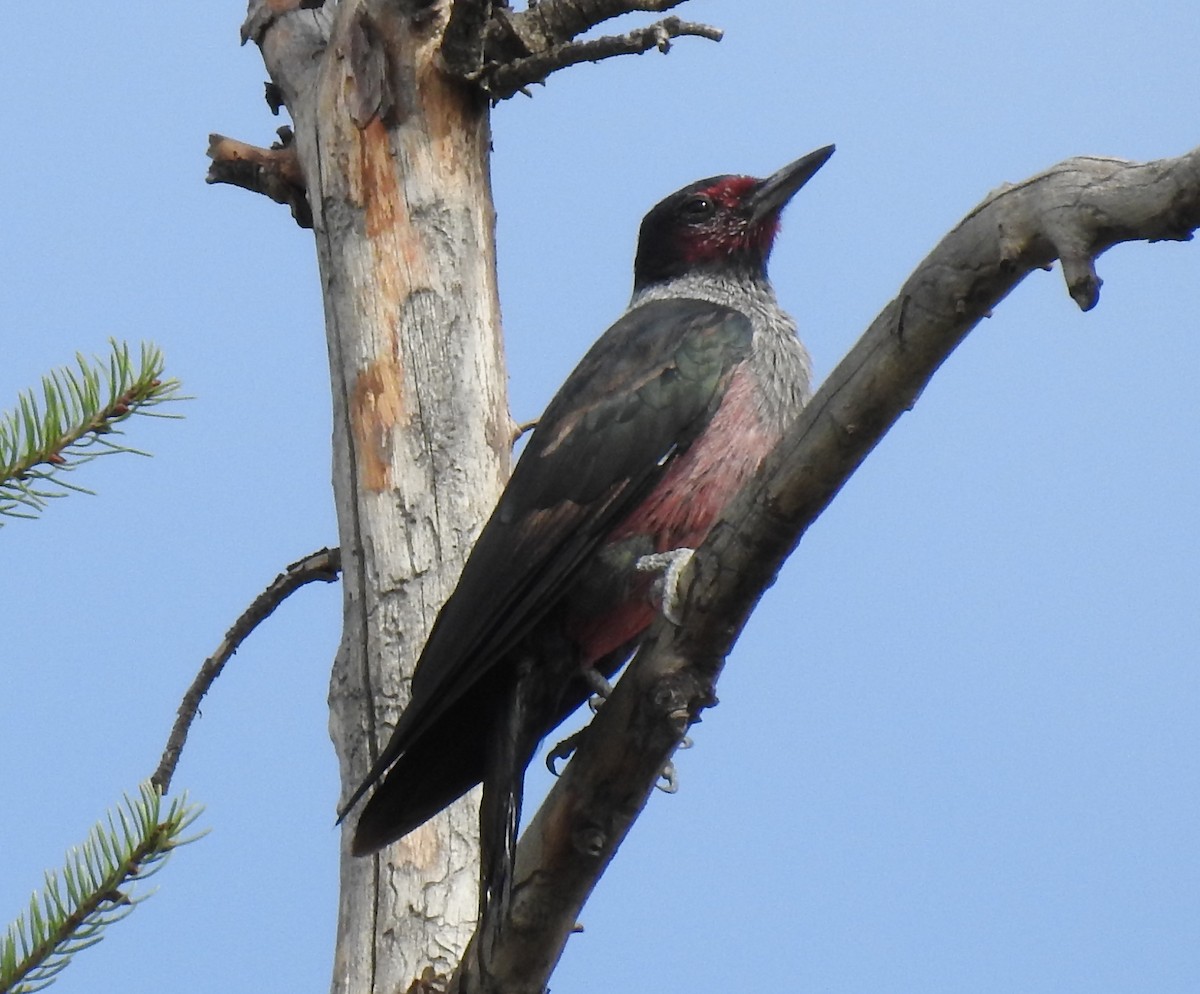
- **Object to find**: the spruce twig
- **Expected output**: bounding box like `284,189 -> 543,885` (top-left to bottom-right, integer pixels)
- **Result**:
0,783 -> 204,994
0,341 -> 183,524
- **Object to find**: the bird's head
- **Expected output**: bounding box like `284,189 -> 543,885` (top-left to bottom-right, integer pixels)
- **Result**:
633,144 -> 835,292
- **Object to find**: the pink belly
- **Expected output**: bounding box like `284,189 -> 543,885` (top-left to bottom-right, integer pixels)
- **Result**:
611,366 -> 773,550
578,366 -> 775,665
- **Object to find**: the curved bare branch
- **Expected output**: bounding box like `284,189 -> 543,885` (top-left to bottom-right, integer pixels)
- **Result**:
151,547 -> 341,793
458,145 -> 1200,994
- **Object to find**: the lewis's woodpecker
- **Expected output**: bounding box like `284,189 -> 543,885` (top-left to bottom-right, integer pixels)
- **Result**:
339,144 -> 834,917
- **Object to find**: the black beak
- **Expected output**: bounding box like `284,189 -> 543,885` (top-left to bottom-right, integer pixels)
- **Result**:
749,144 -> 836,223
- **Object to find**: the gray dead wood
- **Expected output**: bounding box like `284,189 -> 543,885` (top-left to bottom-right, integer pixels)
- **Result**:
244,2 -> 507,991
440,0 -> 720,88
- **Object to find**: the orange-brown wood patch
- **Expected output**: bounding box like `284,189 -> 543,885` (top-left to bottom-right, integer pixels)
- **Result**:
351,354 -> 406,492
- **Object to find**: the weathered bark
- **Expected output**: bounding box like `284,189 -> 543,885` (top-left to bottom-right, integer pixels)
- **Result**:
454,147 -> 1200,994
206,129 -> 312,228
246,2 -> 509,991
228,4 -> 729,990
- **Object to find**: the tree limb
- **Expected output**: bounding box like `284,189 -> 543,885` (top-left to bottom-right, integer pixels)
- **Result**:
455,145 -> 1200,994
499,0 -> 701,52
439,0 -> 721,98
206,129 -> 313,228
151,547 -> 342,793
243,3 -> 511,989
480,16 -> 722,100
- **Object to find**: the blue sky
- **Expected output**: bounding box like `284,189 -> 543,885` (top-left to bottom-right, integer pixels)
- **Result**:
2,3 -> 1198,992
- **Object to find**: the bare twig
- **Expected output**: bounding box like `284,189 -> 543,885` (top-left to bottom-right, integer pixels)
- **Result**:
454,145 -> 1200,994
206,129 -> 313,228
510,417 -> 538,445
480,15 -> 722,99
151,547 -> 342,793
501,0 -> 697,53
436,0 -> 721,98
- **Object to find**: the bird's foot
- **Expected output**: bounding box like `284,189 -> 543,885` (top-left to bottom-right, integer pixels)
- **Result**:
548,667 -> 687,790
546,667 -> 615,773
583,666 -> 613,712
657,760 -> 679,793
548,729 -> 683,793
655,732 -> 695,791
636,547 -> 695,625
546,729 -> 585,775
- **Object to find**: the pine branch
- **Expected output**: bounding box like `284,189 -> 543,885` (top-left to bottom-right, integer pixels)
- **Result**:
0,783 -> 204,994
0,341 -> 183,524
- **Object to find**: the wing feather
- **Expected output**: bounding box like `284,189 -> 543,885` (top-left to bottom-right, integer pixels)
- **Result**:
341,297 -> 753,822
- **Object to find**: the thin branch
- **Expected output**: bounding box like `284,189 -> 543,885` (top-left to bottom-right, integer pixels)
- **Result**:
500,0 -> 698,52
510,417 -> 538,446
479,15 -> 722,99
206,129 -> 313,228
446,0 -> 702,79
454,145 -> 1200,993
436,0 -> 721,98
151,547 -> 342,793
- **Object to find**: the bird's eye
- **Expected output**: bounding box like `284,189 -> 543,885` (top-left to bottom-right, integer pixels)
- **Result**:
680,195 -> 715,220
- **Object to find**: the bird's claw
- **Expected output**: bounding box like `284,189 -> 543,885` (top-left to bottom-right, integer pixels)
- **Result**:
583,667 -> 613,712
546,729 -> 586,775
657,760 -> 679,793
636,547 -> 695,625
548,669 -> 617,771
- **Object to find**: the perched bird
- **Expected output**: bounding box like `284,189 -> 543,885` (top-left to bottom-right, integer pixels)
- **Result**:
339,144 -> 834,922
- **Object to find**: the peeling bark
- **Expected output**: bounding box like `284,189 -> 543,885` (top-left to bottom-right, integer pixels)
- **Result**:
243,2 -> 507,992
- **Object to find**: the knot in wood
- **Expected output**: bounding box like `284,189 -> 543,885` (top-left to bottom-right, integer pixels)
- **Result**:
649,675 -> 696,737
571,825 -> 606,858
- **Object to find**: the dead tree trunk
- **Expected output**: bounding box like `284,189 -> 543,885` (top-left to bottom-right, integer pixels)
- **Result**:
221,1 -> 712,988
239,3 -> 508,990
222,6 -> 727,988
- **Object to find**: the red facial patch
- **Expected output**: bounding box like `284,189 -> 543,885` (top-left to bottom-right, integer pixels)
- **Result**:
702,175 -> 758,209
679,176 -> 778,265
